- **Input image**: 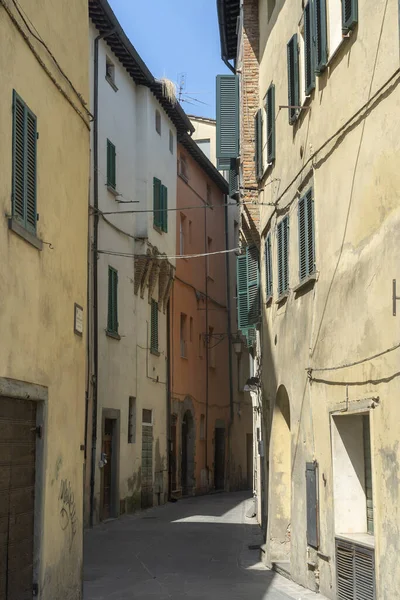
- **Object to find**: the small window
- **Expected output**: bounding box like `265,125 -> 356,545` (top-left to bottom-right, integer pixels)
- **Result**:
298,188 -> 315,281
195,138 -> 211,159
180,313 -> 187,358
107,266 -> 118,335
155,109 -> 161,135
180,213 -> 186,255
153,177 -> 168,232
287,34 -> 300,124
150,300 -> 159,354
179,154 -> 189,181
206,183 -> 212,206
128,397 -> 136,443
142,409 -> 152,424
169,130 -> 174,154
106,57 -> 115,85
200,414 -> 205,440
277,216 -> 289,296
107,139 -> 116,190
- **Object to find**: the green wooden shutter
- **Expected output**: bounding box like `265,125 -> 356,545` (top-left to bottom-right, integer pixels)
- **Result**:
151,300 -> 159,352
107,139 -> 116,189
161,185 -> 168,232
277,216 -> 289,295
266,84 -> 276,164
287,34 -> 300,124
306,189 -> 315,276
12,91 -> 37,232
107,267 -> 118,334
153,177 -> 162,228
236,254 -> 249,331
265,233 -> 273,299
216,74 -> 239,159
229,161 -> 239,199
255,109 -> 263,180
217,157 -> 231,171
304,2 -> 316,96
314,0 -> 328,74
298,189 -> 315,281
247,246 -> 260,325
342,0 -> 358,32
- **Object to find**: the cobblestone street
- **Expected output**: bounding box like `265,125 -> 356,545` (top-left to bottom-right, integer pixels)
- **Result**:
84,492 -> 328,600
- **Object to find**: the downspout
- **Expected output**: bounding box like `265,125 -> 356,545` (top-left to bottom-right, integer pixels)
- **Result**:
90,28 -> 115,528
225,197 -> 234,490
204,203 -> 209,487
223,56 -> 236,74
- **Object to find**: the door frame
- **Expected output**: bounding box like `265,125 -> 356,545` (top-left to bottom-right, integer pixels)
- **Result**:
0,377 -> 47,596
100,409 -> 120,520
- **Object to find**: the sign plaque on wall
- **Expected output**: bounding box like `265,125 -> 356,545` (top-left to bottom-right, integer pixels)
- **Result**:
74,303 -> 83,336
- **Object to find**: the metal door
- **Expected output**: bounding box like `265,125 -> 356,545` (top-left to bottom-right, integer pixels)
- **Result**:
0,397 -> 36,600
214,428 -> 225,490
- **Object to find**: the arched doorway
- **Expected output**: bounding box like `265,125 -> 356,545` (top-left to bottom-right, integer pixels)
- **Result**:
181,410 -> 195,495
269,385 -> 291,562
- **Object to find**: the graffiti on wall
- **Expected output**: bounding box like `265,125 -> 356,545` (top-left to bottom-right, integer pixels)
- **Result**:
59,479 -> 77,549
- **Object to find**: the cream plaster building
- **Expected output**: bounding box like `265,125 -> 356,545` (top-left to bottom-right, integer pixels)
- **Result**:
0,0 -> 90,598
217,0 -> 400,598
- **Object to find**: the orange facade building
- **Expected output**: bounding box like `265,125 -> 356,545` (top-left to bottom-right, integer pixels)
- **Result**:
169,136 -> 240,495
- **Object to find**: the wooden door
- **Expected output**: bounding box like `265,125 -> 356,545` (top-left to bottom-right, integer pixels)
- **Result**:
102,419 -> 113,520
0,397 -> 36,600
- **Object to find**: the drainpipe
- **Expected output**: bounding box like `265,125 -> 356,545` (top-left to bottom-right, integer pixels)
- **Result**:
204,203 -> 209,487
89,28 -> 115,528
224,197 -> 234,490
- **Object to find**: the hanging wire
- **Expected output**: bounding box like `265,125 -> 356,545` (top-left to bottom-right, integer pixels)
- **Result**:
97,247 -> 242,261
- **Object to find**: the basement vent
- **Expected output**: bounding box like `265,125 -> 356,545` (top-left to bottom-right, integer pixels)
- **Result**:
336,538 -> 375,600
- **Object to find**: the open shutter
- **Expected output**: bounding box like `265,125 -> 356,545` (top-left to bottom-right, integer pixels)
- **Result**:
229,159 -> 239,199
306,189 -> 315,276
26,109 -> 37,232
107,139 -> 116,189
108,267 -> 118,333
265,233 -> 272,299
314,0 -> 328,73
304,2 -> 315,95
247,246 -> 260,325
216,75 -> 239,159
287,34 -> 300,124
298,189 -> 315,281
236,254 -> 249,331
161,185 -> 168,232
278,217 -> 289,295
255,109 -> 263,179
342,0 -> 358,32
153,177 -> 162,228
266,84 -> 275,164
151,300 -> 159,352
306,462 -> 319,548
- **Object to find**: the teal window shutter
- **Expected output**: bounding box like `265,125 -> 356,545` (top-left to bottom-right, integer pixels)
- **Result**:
342,0 -> 358,32
277,216 -> 289,295
236,254 -> 249,331
298,188 -> 315,281
287,34 -> 300,124
265,233 -> 273,299
314,0 -> 328,74
229,159 -> 239,199
151,300 -> 159,352
304,2 -> 316,95
107,266 -> 118,334
217,157 -> 231,171
266,84 -> 276,164
247,246 -> 260,325
216,74 -> 239,159
153,177 -> 162,228
107,139 -> 116,189
12,90 -> 37,233
255,109 -> 263,180
161,185 -> 168,232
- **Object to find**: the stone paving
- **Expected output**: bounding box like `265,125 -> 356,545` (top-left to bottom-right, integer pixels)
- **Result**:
84,492 -> 329,600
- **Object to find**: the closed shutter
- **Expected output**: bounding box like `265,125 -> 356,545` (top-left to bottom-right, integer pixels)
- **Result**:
151,300 -> 159,352
336,539 -> 375,600
363,416 -> 374,534
107,139 -> 116,189
107,267 -> 118,334
229,161 -> 239,199
217,157 -> 231,171
277,216 -> 289,295
314,0 -> 328,73
306,462 -> 319,548
236,253 -> 249,331
265,233 -> 273,299
287,34 -> 300,124
216,74 -> 239,159
161,185 -> 168,232
153,177 -> 162,228
255,109 -> 263,179
247,246 -> 260,325
12,91 -> 37,232
342,0 -> 358,32
304,2 -> 315,95
266,84 -> 275,164
298,189 -> 315,281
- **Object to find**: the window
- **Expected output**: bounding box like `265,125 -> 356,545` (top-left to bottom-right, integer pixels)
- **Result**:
265,233 -> 273,300
107,267 -> 118,335
277,216 -> 289,296
342,0 -> 358,33
314,0 -> 328,73
207,237 -> 213,279
180,214 -> 186,255
287,34 -> 300,124
206,183 -> 212,206
155,109 -> 161,135
106,56 -> 116,86
180,313 -> 187,358
200,414 -> 205,440
169,130 -> 174,154
236,246 -> 260,332
153,177 -> 168,232
107,139 -> 116,189
128,397 -> 136,443
12,91 -> 37,233
208,326 -> 216,369
298,188 -> 315,281
150,300 -> 159,354
303,2 -> 315,96
198,333 -> 204,358
189,317 -> 193,343
255,108 -> 263,179
195,138 -> 211,159
142,409 -> 152,424
265,84 -> 275,164
179,154 -> 189,181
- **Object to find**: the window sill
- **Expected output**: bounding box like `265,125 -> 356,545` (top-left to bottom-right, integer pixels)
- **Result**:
150,348 -> 160,357
336,533 -> 375,550
293,272 -> 317,294
275,291 -> 289,304
106,330 -> 121,341
107,185 -> 119,197
153,224 -> 163,235
8,218 -> 43,250
105,76 -> 118,92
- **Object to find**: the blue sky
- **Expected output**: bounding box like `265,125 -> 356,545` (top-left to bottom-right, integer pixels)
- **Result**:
108,0 -> 229,119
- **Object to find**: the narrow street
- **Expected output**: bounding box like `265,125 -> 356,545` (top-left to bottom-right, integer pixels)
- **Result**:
84,492 -> 327,600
